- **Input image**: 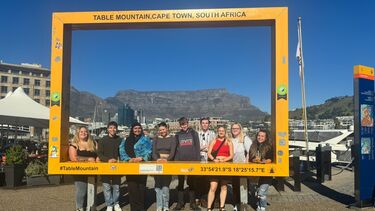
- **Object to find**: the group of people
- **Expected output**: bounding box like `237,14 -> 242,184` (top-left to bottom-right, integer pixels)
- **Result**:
69,117 -> 274,211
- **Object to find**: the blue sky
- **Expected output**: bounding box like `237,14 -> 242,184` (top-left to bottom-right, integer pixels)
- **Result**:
1,0 -> 375,113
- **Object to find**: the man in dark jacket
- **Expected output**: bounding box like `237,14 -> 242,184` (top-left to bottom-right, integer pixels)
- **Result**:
174,117 -> 200,210
97,121 -> 122,211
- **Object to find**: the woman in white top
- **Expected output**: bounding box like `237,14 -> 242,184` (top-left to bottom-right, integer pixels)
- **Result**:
230,123 -> 252,209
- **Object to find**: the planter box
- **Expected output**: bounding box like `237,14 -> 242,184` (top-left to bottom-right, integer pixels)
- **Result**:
4,164 -> 25,188
26,175 -> 60,186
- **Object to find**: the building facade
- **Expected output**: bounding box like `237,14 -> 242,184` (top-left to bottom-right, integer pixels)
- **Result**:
118,104 -> 135,127
0,61 -> 50,106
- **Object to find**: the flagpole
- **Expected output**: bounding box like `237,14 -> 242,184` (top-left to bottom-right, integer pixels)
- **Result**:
297,17 -> 310,170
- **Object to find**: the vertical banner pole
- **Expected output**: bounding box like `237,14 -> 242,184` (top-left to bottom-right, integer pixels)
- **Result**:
353,65 -> 375,207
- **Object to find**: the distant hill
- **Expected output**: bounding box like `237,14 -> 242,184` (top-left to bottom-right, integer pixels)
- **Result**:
289,96 -> 353,120
70,87 -> 267,122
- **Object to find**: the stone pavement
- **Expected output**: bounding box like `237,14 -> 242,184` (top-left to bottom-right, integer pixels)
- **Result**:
0,167 -> 374,211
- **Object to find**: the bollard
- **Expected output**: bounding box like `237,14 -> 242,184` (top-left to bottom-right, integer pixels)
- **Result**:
323,144 -> 332,181
275,177 -> 285,191
316,144 -> 332,183
316,144 -> 323,183
290,156 -> 301,191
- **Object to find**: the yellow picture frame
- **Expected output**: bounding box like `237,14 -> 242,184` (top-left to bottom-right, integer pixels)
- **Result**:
48,7 -> 289,176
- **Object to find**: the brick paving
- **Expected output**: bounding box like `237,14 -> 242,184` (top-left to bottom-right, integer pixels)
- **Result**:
0,167 -> 374,211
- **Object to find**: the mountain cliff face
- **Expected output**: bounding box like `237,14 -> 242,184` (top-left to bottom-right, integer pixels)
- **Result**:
70,87 -> 267,122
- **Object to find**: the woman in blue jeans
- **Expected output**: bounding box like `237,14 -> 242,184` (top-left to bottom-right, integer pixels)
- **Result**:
248,129 -> 273,211
152,122 -> 177,211
119,122 -> 152,211
68,126 -> 98,211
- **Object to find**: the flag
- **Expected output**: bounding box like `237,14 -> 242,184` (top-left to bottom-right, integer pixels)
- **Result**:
296,17 -> 304,78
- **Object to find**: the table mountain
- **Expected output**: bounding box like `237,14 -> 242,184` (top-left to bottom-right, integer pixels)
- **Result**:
70,87 -> 267,122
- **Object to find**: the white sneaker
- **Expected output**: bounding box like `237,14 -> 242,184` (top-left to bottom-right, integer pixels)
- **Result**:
106,206 -> 113,211
114,204 -> 122,211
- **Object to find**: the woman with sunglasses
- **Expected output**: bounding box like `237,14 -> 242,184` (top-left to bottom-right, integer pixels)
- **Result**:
230,123 -> 252,209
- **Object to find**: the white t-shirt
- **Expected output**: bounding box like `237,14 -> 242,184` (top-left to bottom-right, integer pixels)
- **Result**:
198,130 -> 216,161
232,135 -> 252,163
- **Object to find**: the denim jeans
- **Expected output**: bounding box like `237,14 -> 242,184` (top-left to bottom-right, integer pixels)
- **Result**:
155,187 -> 170,209
101,175 -> 121,207
257,183 -> 270,208
154,175 -> 172,209
74,177 -> 88,209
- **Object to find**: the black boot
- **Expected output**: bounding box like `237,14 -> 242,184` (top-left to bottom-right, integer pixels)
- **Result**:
189,191 -> 198,210
173,191 -> 184,210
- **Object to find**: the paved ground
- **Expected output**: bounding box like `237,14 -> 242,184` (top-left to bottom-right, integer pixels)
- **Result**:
0,167 -> 374,211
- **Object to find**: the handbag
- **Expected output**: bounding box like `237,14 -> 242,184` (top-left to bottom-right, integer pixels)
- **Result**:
209,139 -> 226,161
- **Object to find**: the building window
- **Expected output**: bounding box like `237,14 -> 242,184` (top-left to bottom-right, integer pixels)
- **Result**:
1,86 -> 7,93
24,88 -> 29,94
34,99 -> 40,103
34,79 -> 41,86
34,89 -> 40,96
45,99 -> 50,106
24,78 -> 30,85
1,76 -> 8,83
12,87 -> 17,91
46,80 -> 50,87
46,90 -> 50,97
12,77 -> 19,84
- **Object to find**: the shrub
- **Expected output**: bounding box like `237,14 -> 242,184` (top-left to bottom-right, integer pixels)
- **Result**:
5,145 -> 28,165
25,160 -> 47,177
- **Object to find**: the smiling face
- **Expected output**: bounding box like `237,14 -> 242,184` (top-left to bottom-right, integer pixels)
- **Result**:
78,127 -> 88,141
257,131 -> 267,143
201,119 -> 210,131
107,125 -> 117,137
180,122 -> 189,132
231,124 -> 241,137
217,126 -> 226,139
158,126 -> 168,137
133,125 -> 142,136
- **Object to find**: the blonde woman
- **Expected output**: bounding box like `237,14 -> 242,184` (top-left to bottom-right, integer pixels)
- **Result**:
68,126 -> 98,211
207,126 -> 234,211
231,123 -> 252,209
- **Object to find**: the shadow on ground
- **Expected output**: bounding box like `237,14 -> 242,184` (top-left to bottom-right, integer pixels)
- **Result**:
302,172 -> 355,206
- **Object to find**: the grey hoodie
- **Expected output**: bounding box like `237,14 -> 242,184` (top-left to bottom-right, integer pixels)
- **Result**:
175,128 -> 200,161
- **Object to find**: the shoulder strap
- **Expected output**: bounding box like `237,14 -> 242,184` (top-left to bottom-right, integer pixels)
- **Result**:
216,139 -> 226,152
69,143 -> 77,149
